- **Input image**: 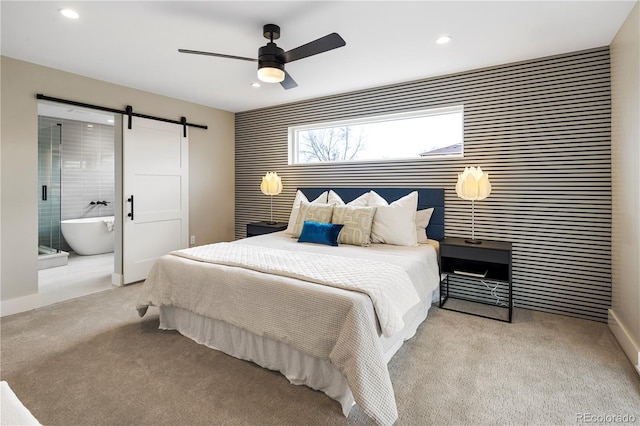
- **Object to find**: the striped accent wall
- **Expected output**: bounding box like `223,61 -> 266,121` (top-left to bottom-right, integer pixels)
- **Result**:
235,47 -> 612,322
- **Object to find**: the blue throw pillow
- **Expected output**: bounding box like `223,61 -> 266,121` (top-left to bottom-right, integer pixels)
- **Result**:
298,221 -> 344,246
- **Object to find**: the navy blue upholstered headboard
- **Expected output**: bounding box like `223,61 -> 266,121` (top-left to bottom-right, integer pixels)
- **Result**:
299,188 -> 445,241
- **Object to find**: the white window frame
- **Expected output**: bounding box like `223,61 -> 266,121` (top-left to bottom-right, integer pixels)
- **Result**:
288,105 -> 464,165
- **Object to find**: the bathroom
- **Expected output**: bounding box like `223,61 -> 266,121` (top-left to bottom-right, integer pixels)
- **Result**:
37,102 -> 116,304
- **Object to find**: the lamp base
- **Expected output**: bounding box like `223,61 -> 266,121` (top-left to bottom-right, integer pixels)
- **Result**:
465,238 -> 482,245
265,221 -> 277,225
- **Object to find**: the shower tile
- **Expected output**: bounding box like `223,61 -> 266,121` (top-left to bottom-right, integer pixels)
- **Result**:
40,117 -> 116,224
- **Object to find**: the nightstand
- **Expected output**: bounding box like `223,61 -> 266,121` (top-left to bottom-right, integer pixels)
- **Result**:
439,237 -> 512,322
246,221 -> 288,237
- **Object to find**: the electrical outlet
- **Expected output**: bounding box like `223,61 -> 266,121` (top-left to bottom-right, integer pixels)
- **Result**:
190,235 -> 195,245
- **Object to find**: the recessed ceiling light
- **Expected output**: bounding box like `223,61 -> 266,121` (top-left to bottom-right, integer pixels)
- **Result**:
59,9 -> 79,19
251,82 -> 261,88
436,35 -> 452,45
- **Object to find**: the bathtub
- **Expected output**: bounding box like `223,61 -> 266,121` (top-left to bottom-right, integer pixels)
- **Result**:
61,216 -> 115,255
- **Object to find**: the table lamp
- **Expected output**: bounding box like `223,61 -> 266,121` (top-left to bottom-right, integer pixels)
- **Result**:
260,172 -> 283,224
455,166 -> 491,244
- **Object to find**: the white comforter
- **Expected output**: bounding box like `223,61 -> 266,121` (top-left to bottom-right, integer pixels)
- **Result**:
172,242 -> 420,337
136,232 -> 440,425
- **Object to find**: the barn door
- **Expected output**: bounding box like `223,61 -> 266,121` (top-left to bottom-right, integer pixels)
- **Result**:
122,116 -> 188,284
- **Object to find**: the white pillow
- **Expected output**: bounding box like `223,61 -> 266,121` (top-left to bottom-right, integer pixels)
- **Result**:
367,190 -> 388,207
370,191 -> 419,246
328,190 -> 344,206
416,208 -> 434,243
326,190 -> 372,207
346,192 -> 370,207
285,190 -> 328,234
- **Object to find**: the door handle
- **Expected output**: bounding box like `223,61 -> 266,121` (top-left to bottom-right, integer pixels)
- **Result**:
127,195 -> 134,221
42,185 -> 48,201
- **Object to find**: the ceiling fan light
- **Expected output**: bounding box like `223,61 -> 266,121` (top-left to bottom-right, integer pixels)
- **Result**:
258,66 -> 285,83
59,8 -> 79,19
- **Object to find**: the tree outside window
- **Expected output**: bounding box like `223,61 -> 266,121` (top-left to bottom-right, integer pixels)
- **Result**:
298,126 -> 366,163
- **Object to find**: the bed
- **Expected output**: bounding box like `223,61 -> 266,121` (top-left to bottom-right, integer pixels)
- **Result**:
136,187 -> 444,425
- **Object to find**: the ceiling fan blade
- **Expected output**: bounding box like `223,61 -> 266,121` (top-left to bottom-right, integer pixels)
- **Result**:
178,49 -> 257,62
281,33 -> 345,63
280,71 -> 298,90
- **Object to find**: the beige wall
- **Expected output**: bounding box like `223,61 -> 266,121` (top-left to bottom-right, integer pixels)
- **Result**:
610,1 -> 640,373
0,56 -> 235,306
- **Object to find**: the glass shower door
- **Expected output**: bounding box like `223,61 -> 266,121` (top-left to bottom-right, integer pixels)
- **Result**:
38,119 -> 62,254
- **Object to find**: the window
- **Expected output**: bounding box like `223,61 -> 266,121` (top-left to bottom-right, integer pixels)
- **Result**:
289,105 -> 463,164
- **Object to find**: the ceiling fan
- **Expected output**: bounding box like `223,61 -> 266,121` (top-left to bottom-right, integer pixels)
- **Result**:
179,24 -> 346,90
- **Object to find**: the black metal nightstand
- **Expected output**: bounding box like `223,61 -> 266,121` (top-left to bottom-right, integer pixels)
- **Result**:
439,237 -> 513,322
246,221 -> 288,238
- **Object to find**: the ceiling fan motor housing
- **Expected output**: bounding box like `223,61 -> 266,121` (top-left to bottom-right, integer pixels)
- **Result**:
258,42 -> 285,73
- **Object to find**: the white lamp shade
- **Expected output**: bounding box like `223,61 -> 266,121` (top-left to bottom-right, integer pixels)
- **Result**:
257,67 -> 285,83
455,166 -> 491,201
260,172 -> 283,195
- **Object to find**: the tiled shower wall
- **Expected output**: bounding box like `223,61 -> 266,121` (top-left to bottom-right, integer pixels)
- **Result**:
39,116 -> 115,251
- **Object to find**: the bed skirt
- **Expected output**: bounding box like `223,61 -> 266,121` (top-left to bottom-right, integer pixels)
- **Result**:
158,294 -> 433,417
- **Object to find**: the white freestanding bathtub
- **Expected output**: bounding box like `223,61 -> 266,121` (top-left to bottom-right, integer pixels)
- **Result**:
61,216 -> 115,255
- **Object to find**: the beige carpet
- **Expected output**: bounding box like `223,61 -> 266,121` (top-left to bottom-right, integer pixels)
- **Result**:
1,283 -> 639,425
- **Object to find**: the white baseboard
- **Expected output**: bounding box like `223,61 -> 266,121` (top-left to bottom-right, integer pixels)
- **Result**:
0,293 -> 41,317
608,308 -> 640,377
111,273 -> 123,286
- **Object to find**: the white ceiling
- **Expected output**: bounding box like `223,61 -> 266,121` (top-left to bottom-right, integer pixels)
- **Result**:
1,1 -> 636,113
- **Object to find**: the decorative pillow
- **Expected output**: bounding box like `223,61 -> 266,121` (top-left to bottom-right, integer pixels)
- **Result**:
370,191 -> 419,246
416,208 -> 434,243
286,190 -> 328,234
332,206 -> 377,246
298,221 -> 344,246
292,201 -> 334,238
